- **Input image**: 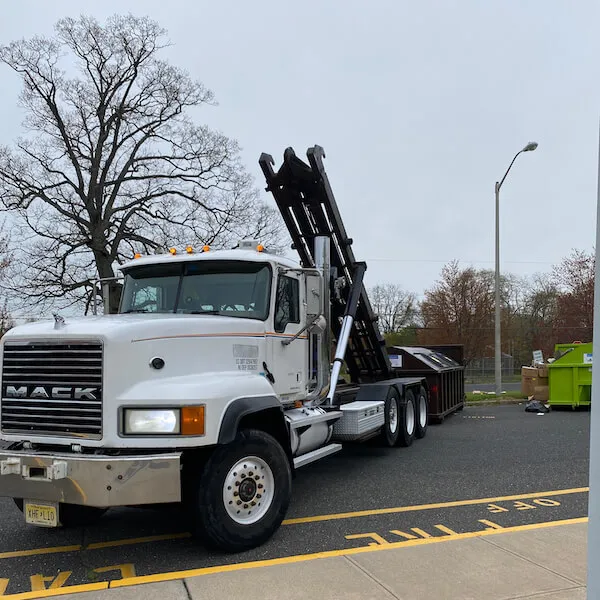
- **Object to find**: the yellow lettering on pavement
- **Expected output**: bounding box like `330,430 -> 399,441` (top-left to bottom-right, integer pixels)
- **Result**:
345,533 -> 389,546
30,571 -> 71,591
487,503 -> 509,513
479,519 -> 504,530
389,530 -> 418,540
514,501 -> 536,511
93,564 -> 136,579
410,528 -> 432,538
534,498 -> 561,507
434,525 -> 458,535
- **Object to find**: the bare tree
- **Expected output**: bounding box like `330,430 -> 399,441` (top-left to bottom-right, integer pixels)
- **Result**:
0,14 -> 286,314
0,221 -> 15,335
519,272 -> 560,358
369,283 -> 418,334
551,248 -> 595,342
418,261 -> 495,365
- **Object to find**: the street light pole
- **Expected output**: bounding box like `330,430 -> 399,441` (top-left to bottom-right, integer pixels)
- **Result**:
495,180 -> 502,397
494,142 -> 538,397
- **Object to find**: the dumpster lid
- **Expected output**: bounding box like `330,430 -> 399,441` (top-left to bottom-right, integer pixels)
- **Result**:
389,346 -> 460,370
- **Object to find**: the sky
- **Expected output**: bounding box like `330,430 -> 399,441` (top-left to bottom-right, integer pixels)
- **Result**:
0,0 -> 599,306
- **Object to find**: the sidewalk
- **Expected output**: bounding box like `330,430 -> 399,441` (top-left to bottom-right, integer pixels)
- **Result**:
13,519 -> 589,600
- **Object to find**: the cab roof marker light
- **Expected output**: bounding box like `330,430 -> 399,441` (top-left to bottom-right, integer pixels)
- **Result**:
203,245 -> 210,252
257,244 -> 264,252
169,247 -> 177,255
186,245 -> 194,254
134,253 -> 142,259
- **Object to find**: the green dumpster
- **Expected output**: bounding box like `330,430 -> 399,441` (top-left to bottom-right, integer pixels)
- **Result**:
547,342 -> 593,407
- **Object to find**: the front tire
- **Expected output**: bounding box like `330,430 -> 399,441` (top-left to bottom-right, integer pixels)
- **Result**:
191,429 -> 292,552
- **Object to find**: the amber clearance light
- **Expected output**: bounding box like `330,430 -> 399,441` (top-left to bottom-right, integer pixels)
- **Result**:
181,406 -> 205,435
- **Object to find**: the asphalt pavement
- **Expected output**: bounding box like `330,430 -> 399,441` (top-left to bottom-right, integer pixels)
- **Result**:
0,403 -> 591,596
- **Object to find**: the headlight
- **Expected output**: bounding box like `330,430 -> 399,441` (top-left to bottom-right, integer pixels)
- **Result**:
124,409 -> 180,434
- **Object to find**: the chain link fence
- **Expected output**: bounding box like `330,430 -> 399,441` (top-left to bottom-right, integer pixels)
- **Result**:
464,355 -> 520,383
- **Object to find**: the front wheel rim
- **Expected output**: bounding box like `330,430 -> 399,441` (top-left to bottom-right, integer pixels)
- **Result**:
223,456 -> 275,525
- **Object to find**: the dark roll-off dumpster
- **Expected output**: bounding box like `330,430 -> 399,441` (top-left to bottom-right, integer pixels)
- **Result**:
386,345 -> 465,423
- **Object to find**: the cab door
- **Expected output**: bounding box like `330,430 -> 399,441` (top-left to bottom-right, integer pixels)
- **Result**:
268,272 -> 308,401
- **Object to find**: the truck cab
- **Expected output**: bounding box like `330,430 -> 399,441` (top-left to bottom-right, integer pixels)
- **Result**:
117,242 -> 317,406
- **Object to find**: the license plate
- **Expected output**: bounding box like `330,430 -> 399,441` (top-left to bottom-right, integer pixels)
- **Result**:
24,501 -> 58,527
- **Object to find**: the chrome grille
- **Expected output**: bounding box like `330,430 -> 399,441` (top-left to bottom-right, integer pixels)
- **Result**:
1,341 -> 103,437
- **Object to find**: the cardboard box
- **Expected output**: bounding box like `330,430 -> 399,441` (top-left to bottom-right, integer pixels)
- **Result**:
533,384 -> 549,402
521,366 -> 539,396
537,366 -> 549,378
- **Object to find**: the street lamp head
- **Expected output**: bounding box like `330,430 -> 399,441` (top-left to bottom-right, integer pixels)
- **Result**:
522,142 -> 538,152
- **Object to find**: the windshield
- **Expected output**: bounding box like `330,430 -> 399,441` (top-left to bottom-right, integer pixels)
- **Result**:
119,260 -> 272,320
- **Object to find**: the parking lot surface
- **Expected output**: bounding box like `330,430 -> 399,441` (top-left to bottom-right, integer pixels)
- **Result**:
0,403 -> 591,596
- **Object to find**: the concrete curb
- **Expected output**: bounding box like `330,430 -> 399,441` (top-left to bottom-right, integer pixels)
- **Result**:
464,397 -> 526,406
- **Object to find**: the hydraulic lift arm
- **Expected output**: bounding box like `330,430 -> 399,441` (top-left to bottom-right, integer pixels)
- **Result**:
259,145 -> 393,385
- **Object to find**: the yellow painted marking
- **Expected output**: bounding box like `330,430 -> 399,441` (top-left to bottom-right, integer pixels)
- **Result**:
282,487 -> 589,525
389,530 -> 418,540
109,518 -> 588,590
86,532 -> 191,550
487,503 -> 509,513
534,498 -> 561,507
345,533 -> 389,546
1,518 -> 588,598
0,545 -> 81,560
0,487 -> 587,566
4,582 -> 108,599
514,501 -> 536,511
435,525 -> 458,535
93,564 -> 136,579
0,533 -> 188,562
0,579 -> 8,595
479,519 -> 504,530
29,572 -> 71,592
410,528 -> 432,538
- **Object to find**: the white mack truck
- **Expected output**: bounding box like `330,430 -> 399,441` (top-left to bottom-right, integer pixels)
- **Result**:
0,146 -> 433,552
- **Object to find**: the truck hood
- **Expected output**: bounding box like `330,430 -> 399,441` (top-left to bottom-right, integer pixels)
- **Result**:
2,313 -> 267,344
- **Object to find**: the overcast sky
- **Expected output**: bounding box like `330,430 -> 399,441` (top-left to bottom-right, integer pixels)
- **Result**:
1,1 -> 599,302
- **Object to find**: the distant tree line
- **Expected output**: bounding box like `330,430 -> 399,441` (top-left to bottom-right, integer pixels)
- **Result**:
369,249 -> 595,367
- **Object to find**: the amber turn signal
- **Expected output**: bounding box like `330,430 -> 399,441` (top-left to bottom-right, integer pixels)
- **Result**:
181,406 -> 205,435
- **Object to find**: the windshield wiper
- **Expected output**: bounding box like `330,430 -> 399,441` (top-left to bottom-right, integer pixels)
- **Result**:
122,309 -> 150,313
189,310 -> 221,315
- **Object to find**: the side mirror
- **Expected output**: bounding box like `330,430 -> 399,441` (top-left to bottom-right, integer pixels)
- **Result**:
308,315 -> 327,335
305,273 -> 322,317
281,314 -> 327,346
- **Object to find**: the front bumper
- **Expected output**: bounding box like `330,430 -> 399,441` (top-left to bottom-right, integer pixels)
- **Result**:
0,450 -> 182,507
